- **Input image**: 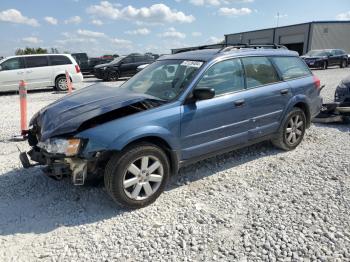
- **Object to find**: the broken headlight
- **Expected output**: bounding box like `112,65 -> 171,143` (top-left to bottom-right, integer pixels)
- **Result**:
38,138 -> 81,156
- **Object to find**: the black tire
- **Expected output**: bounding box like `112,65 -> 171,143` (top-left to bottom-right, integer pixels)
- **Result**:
340,60 -> 347,68
108,71 -> 119,81
272,108 -> 306,151
321,61 -> 328,70
55,76 -> 68,91
104,143 -> 170,208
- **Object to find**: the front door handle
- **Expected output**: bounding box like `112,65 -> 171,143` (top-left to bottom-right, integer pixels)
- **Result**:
26,70 -> 33,73
234,99 -> 245,107
280,89 -> 289,95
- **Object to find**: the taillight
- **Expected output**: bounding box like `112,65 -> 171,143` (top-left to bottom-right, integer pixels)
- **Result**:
75,65 -> 81,73
313,75 -> 321,90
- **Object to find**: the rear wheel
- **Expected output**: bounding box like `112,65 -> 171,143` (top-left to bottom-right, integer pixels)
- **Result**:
55,76 -> 68,91
340,60 -> 347,68
272,108 -> 306,151
321,61 -> 328,70
104,143 -> 170,208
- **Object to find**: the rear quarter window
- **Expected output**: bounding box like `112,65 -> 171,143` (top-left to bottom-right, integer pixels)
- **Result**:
49,55 -> 72,65
272,57 -> 311,80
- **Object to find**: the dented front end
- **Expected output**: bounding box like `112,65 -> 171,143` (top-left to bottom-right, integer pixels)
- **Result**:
22,83 -> 165,185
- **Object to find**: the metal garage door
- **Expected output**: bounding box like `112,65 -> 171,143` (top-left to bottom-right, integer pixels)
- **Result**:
249,38 -> 270,44
279,34 -> 304,44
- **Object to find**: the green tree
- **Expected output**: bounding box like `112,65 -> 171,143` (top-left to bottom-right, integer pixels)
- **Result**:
15,47 -> 48,55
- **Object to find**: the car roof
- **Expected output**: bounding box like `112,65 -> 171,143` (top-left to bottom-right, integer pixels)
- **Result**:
4,54 -> 72,60
158,48 -> 299,62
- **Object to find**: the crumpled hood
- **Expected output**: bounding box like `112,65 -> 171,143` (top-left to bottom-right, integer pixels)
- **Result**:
31,83 -> 159,141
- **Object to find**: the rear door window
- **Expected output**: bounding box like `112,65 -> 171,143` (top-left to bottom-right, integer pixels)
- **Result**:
49,55 -> 72,65
241,57 -> 280,88
25,56 -> 49,68
1,57 -> 25,70
272,57 -> 311,80
196,58 -> 245,96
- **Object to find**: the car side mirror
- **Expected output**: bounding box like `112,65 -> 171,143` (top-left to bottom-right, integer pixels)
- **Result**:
193,88 -> 215,101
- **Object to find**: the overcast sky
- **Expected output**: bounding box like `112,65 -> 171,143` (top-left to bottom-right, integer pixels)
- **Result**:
0,0 -> 349,57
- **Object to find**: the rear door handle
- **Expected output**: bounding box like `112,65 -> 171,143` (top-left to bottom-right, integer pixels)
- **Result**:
234,99 -> 245,107
280,89 -> 289,95
26,70 -> 33,73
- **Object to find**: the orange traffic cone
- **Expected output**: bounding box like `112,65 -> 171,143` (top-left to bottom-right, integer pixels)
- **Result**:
65,70 -> 73,94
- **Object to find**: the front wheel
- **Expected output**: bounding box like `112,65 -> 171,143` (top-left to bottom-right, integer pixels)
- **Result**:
108,71 -> 119,81
272,108 -> 306,151
104,143 -> 170,208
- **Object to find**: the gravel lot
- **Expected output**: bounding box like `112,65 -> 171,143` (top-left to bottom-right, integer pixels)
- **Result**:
0,68 -> 349,262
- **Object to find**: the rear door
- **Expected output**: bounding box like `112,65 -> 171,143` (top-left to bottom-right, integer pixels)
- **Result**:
180,58 -> 251,160
0,57 -> 26,91
241,56 -> 291,140
24,56 -> 53,89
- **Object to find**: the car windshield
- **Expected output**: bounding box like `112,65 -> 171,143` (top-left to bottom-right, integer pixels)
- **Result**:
121,59 -> 204,101
306,50 -> 330,57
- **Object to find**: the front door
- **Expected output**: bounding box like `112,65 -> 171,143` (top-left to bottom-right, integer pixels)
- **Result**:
0,57 -> 26,91
180,58 -> 251,160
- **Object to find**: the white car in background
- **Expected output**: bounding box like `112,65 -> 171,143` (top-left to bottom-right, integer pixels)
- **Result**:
0,54 -> 83,92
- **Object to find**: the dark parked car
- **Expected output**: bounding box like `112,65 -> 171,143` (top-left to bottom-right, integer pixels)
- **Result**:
301,49 -> 348,69
71,53 -> 89,74
22,47 -> 323,208
335,75 -> 350,103
94,54 -> 154,81
72,53 -> 113,75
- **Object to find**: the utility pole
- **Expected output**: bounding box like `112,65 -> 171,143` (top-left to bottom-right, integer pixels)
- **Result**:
276,12 -> 280,28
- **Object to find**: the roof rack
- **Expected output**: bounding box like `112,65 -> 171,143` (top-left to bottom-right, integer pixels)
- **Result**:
172,43 -> 286,54
219,43 -> 286,53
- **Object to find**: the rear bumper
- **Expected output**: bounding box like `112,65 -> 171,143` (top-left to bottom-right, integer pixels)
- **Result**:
311,95 -> 323,120
71,73 -> 83,83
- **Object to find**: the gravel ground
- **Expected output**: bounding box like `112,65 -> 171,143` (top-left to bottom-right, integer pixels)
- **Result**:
0,68 -> 349,262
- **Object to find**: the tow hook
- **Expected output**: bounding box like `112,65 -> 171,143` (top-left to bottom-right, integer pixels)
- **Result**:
66,159 -> 87,186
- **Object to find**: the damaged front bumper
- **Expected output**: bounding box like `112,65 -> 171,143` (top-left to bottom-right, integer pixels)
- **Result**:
21,146 -> 89,185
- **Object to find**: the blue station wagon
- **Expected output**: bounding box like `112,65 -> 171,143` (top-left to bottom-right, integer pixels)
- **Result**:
22,46 -> 323,208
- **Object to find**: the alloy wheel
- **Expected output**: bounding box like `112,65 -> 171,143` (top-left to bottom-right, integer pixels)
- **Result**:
285,114 -> 304,145
123,156 -> 164,201
58,78 -> 68,90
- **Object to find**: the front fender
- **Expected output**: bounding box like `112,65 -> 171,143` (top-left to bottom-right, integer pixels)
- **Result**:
108,126 -> 180,151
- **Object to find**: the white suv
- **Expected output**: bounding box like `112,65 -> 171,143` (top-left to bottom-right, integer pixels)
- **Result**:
0,54 -> 83,92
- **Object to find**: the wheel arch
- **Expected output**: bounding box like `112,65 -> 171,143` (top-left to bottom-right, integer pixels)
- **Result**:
293,102 -> 311,127
54,74 -> 72,83
283,96 -> 311,128
120,136 -> 179,176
